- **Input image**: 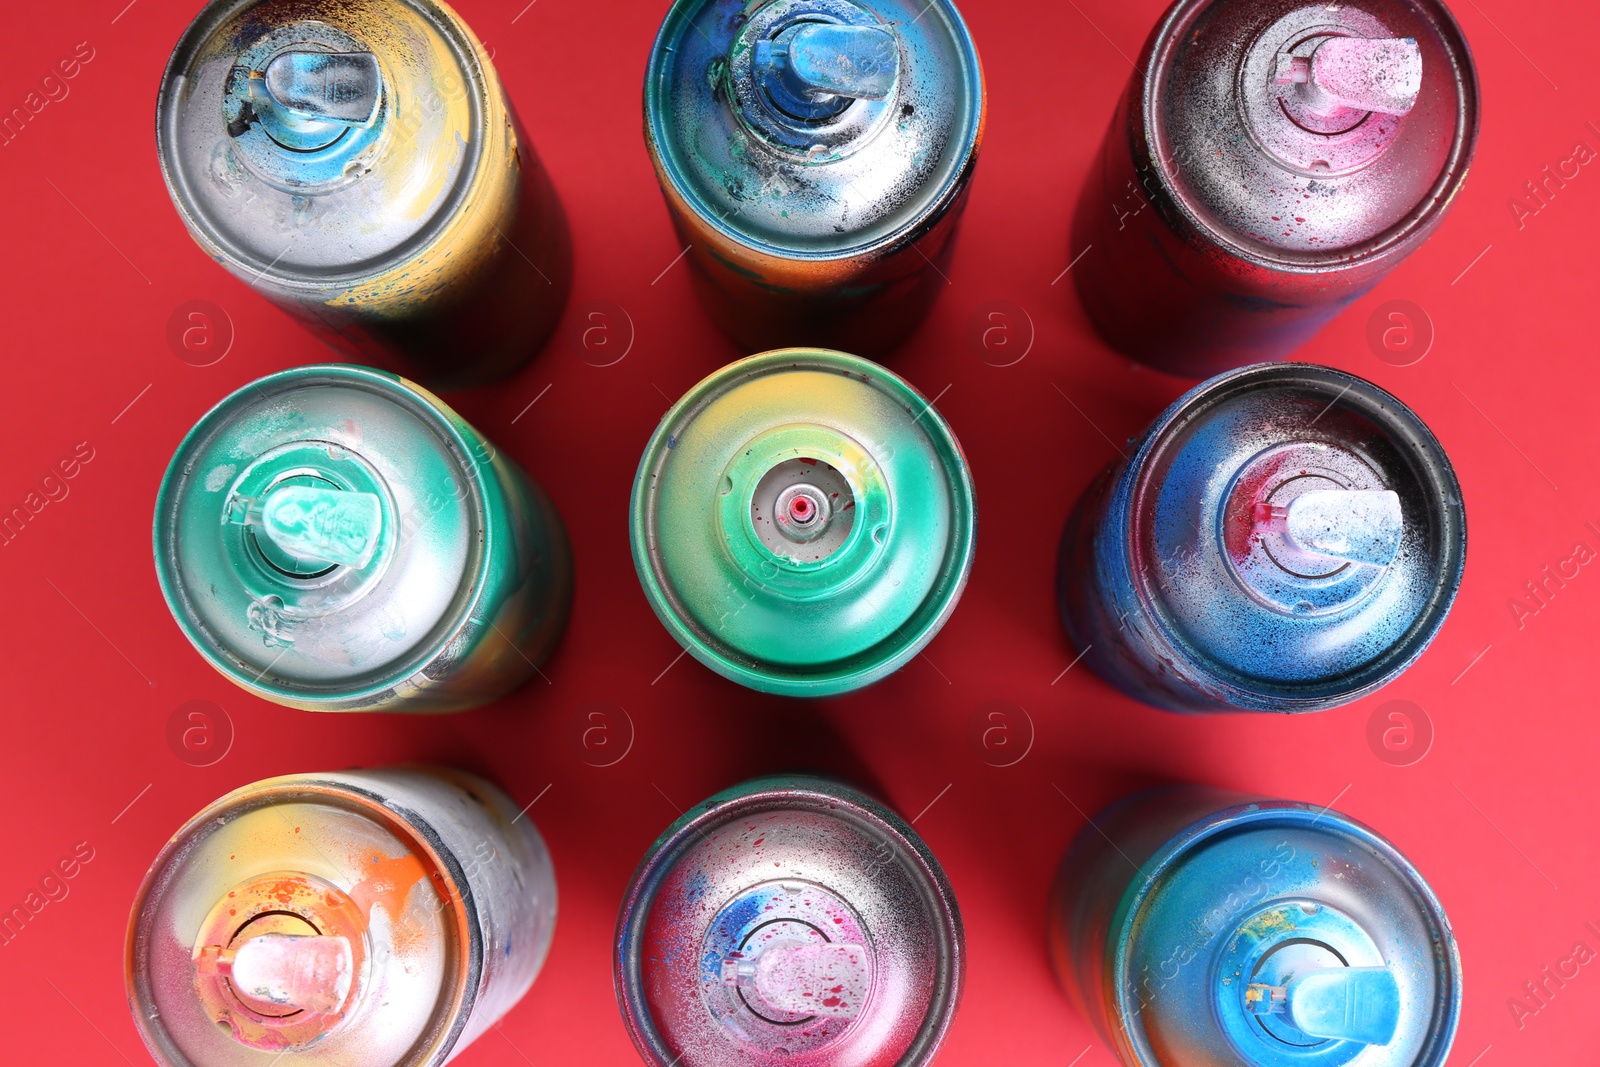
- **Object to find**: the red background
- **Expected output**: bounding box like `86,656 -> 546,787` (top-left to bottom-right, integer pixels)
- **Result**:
1,0 -> 1596,1063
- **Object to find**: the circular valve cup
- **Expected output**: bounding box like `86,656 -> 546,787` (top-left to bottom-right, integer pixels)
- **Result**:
1057,363 -> 1465,712
154,364 -> 571,713
1048,787 -> 1462,1067
615,776 -> 964,1067
630,349 -> 976,696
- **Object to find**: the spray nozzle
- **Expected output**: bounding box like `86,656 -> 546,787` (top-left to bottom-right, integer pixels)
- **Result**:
1246,966 -> 1401,1046
196,933 -> 354,1015
721,940 -> 871,1018
226,485 -> 383,569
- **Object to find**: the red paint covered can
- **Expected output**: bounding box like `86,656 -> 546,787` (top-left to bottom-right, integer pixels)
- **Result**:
1071,0 -> 1478,377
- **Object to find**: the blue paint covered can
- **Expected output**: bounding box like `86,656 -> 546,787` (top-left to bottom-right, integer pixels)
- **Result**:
644,0 -> 985,355
1048,787 -> 1462,1066
1057,363 -> 1465,713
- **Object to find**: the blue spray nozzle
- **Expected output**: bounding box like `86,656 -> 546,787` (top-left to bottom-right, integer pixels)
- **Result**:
754,23 -> 899,121
261,51 -> 382,126
1247,966 -> 1402,1047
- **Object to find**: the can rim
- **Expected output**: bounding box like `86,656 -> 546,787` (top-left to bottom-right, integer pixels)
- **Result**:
124,771 -> 484,1067
642,0 -> 986,262
1106,792 -> 1463,1066
154,0 -> 495,288
629,348 -> 977,697
1114,362 -> 1466,711
1138,0 -> 1480,273
612,775 -> 965,1067
152,364 -> 497,709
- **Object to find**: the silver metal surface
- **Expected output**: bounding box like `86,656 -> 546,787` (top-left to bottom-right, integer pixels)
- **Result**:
614,776 -> 963,1067
159,0 -> 485,275
126,767 -> 557,1067
649,0 -> 983,254
1162,0 -> 1476,246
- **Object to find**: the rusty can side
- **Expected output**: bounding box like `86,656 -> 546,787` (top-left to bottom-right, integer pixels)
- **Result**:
157,0 -> 572,391
1071,0 -> 1479,377
126,766 -> 557,1067
644,0 -> 985,356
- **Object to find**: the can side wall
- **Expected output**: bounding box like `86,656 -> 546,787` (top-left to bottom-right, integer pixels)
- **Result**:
1057,463 -> 1221,713
1070,85 -> 1378,376
657,168 -> 975,357
395,768 -> 559,1058
304,768 -> 557,1062
255,112 -> 572,392
376,432 -> 572,714
1046,787 -> 1257,1067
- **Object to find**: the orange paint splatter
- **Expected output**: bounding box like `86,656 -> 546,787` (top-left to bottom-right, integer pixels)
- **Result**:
349,852 -> 434,957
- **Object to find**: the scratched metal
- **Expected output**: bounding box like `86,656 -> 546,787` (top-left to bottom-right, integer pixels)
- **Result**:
157,0 -> 571,389
644,0 -> 985,353
1057,363 -> 1465,713
1049,786 -> 1462,1066
615,776 -> 963,1067
1071,0 -> 1479,376
153,364 -> 571,712
126,767 -> 558,1067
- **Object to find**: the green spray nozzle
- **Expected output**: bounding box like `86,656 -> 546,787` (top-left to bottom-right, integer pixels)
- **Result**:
226,485 -> 383,568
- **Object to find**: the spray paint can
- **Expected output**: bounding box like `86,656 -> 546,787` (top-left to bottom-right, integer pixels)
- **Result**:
154,364 -> 571,712
127,766 -> 557,1067
1071,0 -> 1478,377
644,0 -> 985,355
1048,786 -> 1462,1066
157,0 -> 572,391
632,349 -> 976,696
1057,363 -> 1464,713
615,776 -> 963,1067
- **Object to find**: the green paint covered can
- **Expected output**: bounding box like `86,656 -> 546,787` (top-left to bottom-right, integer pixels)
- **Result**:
631,349 -> 976,696
154,364 -> 571,712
